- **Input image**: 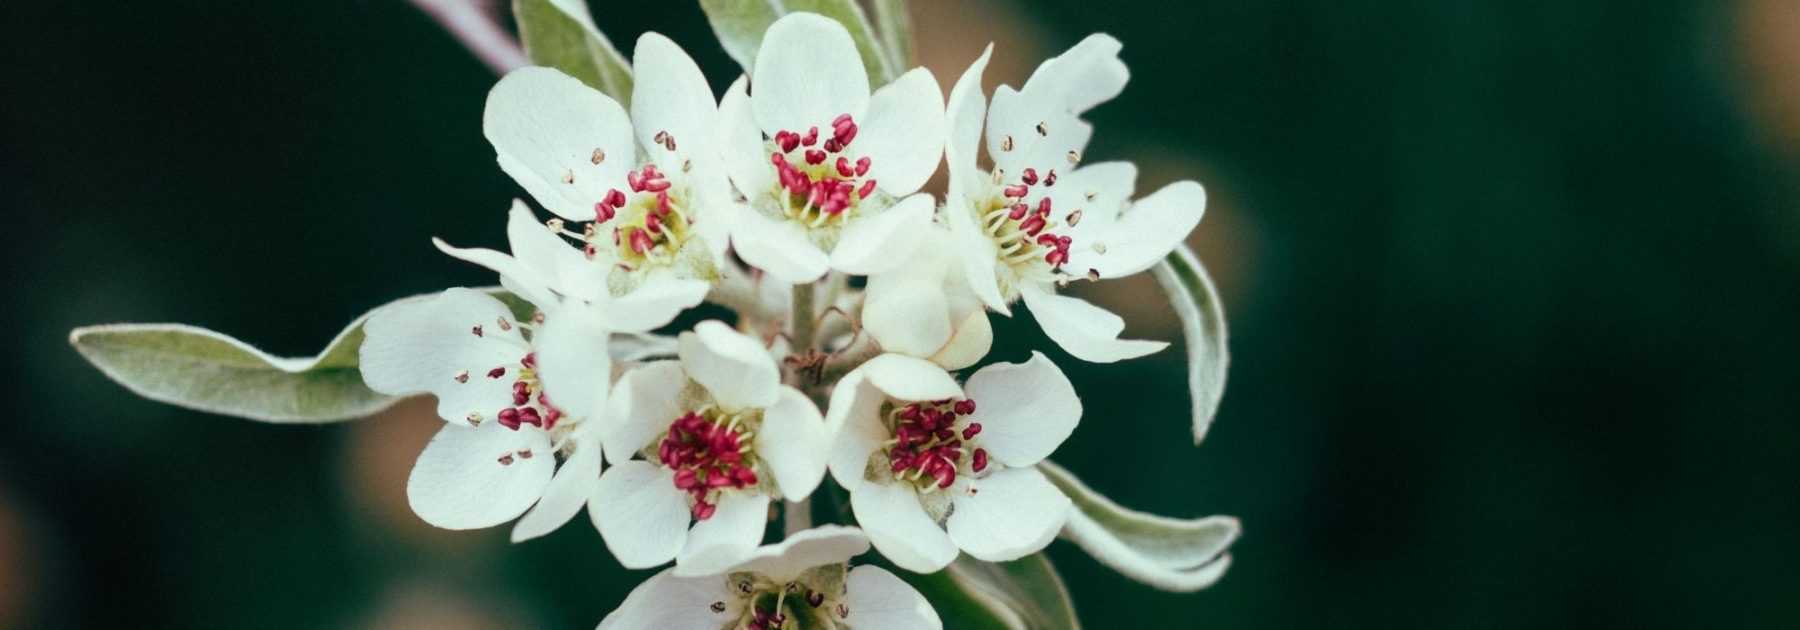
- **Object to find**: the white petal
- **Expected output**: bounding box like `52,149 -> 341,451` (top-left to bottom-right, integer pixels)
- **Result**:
1066,180 -> 1206,279
856,67 -> 945,196
1021,33 -> 1129,116
732,212 -> 830,284
407,421 -> 554,530
607,279 -> 711,332
484,67 -> 635,221
717,76 -> 774,204
863,269 -> 952,358
829,193 -> 933,276
510,438 -> 602,542
945,45 -> 993,185
679,524 -> 868,582
986,34 -> 1125,175
1048,161 -> 1137,242
944,197 -> 1009,314
755,386 -> 829,499
601,361 -> 686,464
851,482 -> 957,573
1019,286 -> 1167,363
928,308 -> 993,371
860,354 -> 963,402
946,467 -> 1069,562
533,304 -> 613,420
676,492 -> 770,569
360,288 -> 527,424
845,565 -> 942,630
597,568 -> 735,630
592,460 -> 690,569
505,199 -> 585,291
751,13 -> 869,138
825,369 -> 889,492
677,320 -> 779,410
631,32 -> 716,174
962,352 -> 1080,467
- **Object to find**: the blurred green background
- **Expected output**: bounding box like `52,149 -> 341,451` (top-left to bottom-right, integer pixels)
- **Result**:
4,0 -> 1798,628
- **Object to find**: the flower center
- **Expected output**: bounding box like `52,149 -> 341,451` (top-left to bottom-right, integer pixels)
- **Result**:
880,398 -> 988,491
466,351 -> 566,433
657,405 -> 763,520
978,166 -> 1077,282
590,162 -> 694,270
766,114 -> 876,228
717,567 -> 851,630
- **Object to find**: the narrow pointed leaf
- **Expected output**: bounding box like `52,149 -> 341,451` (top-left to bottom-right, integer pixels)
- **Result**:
1040,460 -> 1238,592
903,554 -> 1080,630
513,0 -> 633,105
868,0 -> 915,68
1149,243 -> 1231,444
698,0 -> 904,86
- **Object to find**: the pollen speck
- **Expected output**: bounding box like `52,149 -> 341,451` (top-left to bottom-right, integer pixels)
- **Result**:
562,169 -> 575,184
1001,135 -> 1014,152
591,148 -> 606,164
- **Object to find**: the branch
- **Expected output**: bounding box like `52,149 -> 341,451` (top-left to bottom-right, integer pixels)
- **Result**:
411,0 -> 528,75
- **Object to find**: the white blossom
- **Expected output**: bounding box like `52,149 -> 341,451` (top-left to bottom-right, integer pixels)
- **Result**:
861,230 -> 993,370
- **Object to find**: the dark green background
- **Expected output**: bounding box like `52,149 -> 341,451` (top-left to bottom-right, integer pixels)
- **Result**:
4,1 -> 1797,628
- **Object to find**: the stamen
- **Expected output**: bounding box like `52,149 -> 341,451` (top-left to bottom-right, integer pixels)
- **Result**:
591,148 -> 606,164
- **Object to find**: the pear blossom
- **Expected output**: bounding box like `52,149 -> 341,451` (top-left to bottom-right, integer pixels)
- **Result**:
861,228 -> 993,370
600,525 -> 939,630
717,12 -> 946,284
593,320 -> 831,569
943,37 -> 1208,362
482,32 -> 735,295
826,352 -> 1079,572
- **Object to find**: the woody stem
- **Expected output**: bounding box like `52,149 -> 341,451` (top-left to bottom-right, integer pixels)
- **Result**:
791,282 -> 817,352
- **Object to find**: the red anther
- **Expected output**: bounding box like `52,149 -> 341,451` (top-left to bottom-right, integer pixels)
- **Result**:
935,427 -> 955,441
1021,168 -> 1039,185
522,353 -> 537,369
822,196 -> 847,215
890,453 -> 913,472
918,410 -> 938,431
672,467 -> 699,489
517,407 -> 542,427
511,381 -> 529,405
770,151 -> 788,166
1003,184 -> 1029,197
962,422 -> 983,439
487,367 -> 506,379
1057,235 -> 1071,247
832,113 -> 853,127
643,164 -> 660,178
733,466 -> 758,487
776,131 -> 799,153
954,399 -> 976,414
628,228 -> 654,255
1044,170 -> 1057,186
836,156 -> 854,177
807,185 -> 827,209
858,179 -> 877,199
1037,196 -> 1053,215
822,138 -> 843,153
657,191 -> 673,216
642,177 -> 671,193
626,170 -> 646,192
855,156 -> 871,176
1020,215 -> 1047,235
805,149 -> 827,165
706,468 -> 732,488
497,407 -> 521,430
543,407 -> 561,430
832,123 -> 857,146
643,211 -> 663,234
899,404 -> 921,420
593,201 -> 616,223
932,465 -> 956,489
1045,249 -> 1068,266
972,448 -> 989,472
801,126 -> 818,146
1008,203 -> 1029,220
1037,233 -> 1061,248
691,500 -> 716,521
607,189 -> 627,207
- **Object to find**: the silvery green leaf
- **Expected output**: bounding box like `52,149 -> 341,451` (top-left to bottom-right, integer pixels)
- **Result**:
69,289 -> 539,424
905,554 -> 1081,630
868,0 -> 914,68
513,0 -> 633,105
1040,460 -> 1238,592
699,0 -> 904,85
1149,243 -> 1231,444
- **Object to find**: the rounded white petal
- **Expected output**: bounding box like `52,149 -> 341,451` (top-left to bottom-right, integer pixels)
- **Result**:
755,386 -> 830,499
505,199 -> 588,292
600,361 -> 687,464
717,76 -> 774,204
944,198 -> 1009,314
829,193 -> 933,276
533,304 -> 613,420
945,45 -> 994,185
360,288 -> 527,424
510,439 -> 602,542
732,212 -> 831,284
851,482 -> 957,573
607,279 -> 712,332
857,67 -> 945,196
592,460 -> 691,568
678,320 -> 779,410
751,13 -> 869,137
1019,286 -> 1167,363
631,32 -> 716,174
1047,161 -> 1137,243
845,565 -> 942,630
680,524 -> 869,582
676,492 -> 771,569
1020,33 -> 1129,116
484,67 -> 635,221
825,370 -> 889,492
861,354 -> 963,402
1065,180 -> 1207,279
597,568 -> 735,630
864,270 -> 952,358
986,84 -> 1092,178
929,308 -> 993,371
946,467 -> 1069,562
407,421 -> 554,530
962,352 -> 1080,467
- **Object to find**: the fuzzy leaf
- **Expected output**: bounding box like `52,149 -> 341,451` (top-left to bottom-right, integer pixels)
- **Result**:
513,0 -> 633,105
1149,243 -> 1231,444
868,0 -> 915,68
903,554 -> 1080,630
699,0 -> 904,85
1039,460 -> 1238,592
697,0 -> 781,75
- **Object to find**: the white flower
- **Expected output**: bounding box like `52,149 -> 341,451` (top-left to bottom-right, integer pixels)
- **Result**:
861,230 -> 993,370
825,353 -> 1079,572
599,525 -> 939,630
943,36 -> 1208,362
592,320 -> 831,570
479,32 -> 735,295
717,12 -> 946,284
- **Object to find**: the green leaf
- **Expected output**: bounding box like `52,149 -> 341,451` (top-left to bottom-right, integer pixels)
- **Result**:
904,554 -> 1081,630
1149,243 -> 1231,444
1040,460 -> 1238,592
698,0 -> 905,85
513,0 -> 633,105
868,0 -> 915,68
69,289 -> 539,424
